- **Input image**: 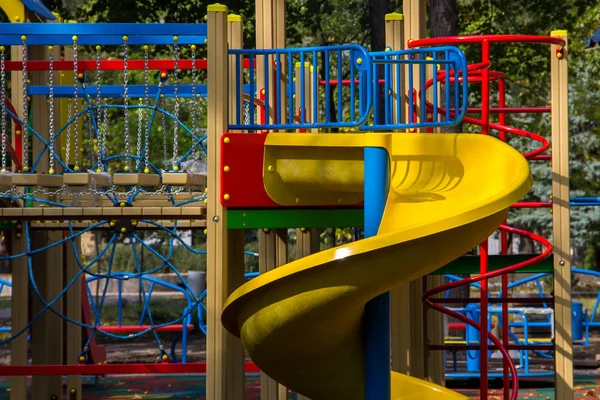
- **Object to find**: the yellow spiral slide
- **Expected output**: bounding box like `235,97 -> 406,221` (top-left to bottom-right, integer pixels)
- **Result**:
222,133 -> 532,399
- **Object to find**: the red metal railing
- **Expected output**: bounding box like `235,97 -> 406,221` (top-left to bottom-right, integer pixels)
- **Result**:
410,35 -> 561,400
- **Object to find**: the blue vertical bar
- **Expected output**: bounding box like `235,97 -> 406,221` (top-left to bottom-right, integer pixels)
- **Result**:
264,54 -> 270,123
288,54 -> 294,124
249,54 -> 255,126
395,59 -> 402,124
384,61 -> 391,125
419,62 -> 426,123
454,57 -> 460,121
325,51 -> 330,124
408,64 -> 414,124
373,63 -> 379,124
337,50 -> 343,123
364,145 -> 390,400
118,279 -> 123,325
300,51 -> 306,123
276,53 -> 281,125
350,55 -> 355,122
236,54 -> 241,125
432,53 -> 438,124
445,51 -> 451,123
313,50 -> 318,124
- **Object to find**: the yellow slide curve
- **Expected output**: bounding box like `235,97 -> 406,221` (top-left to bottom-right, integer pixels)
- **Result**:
222,133 -> 532,399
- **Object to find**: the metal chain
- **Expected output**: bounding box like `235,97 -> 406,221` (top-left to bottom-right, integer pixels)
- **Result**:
0,46 -> 7,172
123,36 -> 131,171
243,101 -> 250,133
136,97 -> 143,170
190,44 -> 198,161
66,101 -> 72,166
171,37 -> 180,170
72,37 -> 80,170
102,99 -> 108,170
143,46 -> 150,172
162,97 -> 168,169
96,45 -> 104,172
48,46 -> 56,174
21,37 -> 29,171
88,107 -> 95,168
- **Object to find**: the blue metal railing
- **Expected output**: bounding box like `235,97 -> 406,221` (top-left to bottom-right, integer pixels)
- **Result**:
369,46 -> 468,130
229,45 -> 372,130
229,44 -> 468,131
0,277 -> 10,333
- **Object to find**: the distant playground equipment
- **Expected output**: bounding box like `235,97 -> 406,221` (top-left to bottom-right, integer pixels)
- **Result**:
0,1 -> 582,400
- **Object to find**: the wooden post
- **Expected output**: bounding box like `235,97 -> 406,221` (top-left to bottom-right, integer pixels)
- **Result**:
258,228 -> 288,400
255,0 -> 286,127
225,13 -> 247,400
550,30 -> 573,400
66,236 -> 82,400
403,0 -> 426,135
385,11 -> 412,376
10,232 -> 27,400
206,4 -> 231,400
384,13 -> 405,126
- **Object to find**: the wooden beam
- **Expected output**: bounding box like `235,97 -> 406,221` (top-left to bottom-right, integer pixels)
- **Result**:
206,5 -> 230,400
66,236 -> 82,400
10,232 -> 27,400
550,30 -> 573,400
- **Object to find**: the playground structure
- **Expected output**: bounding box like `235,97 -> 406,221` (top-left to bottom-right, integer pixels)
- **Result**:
0,1 -> 584,400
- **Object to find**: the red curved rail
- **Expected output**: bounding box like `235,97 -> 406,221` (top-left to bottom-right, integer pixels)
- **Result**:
409,36 -> 561,400
408,34 -> 566,48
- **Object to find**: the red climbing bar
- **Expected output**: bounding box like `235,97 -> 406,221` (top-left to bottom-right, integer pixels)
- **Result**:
408,34 -> 566,48
466,107 -> 551,114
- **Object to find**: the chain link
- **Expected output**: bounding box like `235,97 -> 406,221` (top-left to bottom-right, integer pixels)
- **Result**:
96,46 -> 104,172
66,101 -> 72,166
171,37 -> 180,170
143,46 -> 150,172
190,45 -> 198,161
136,98 -> 143,170
123,36 -> 131,170
48,46 -> 56,174
72,38 -> 80,170
162,97 -> 168,170
21,38 -> 29,171
0,46 -> 7,172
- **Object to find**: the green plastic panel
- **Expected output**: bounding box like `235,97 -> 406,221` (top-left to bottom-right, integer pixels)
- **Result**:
227,208 -> 363,229
433,254 -> 553,275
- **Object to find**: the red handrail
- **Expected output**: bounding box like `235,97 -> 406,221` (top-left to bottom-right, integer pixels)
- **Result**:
408,34 -> 566,48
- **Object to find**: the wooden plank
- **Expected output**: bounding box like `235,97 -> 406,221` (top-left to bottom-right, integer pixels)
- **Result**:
63,172 -> 112,187
10,232 -> 27,400
113,173 -> 161,187
162,172 -> 207,187
66,235 -> 82,400
550,30 -> 573,400
12,173 -> 63,187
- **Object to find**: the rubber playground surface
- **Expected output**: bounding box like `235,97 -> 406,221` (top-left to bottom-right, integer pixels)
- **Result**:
1,375 -> 600,399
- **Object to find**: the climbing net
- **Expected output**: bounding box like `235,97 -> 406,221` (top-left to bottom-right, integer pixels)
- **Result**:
0,23 -> 211,363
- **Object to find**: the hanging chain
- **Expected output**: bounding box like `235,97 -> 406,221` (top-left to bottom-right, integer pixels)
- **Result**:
123,36 -> 131,171
88,105 -> 95,169
136,97 -> 143,170
96,45 -> 104,172
102,100 -> 109,170
143,45 -> 151,173
48,45 -> 56,174
72,36 -> 80,170
21,37 -> 30,171
171,37 -> 180,170
162,97 -> 168,170
66,101 -> 72,166
190,44 -> 199,161
0,46 -> 7,172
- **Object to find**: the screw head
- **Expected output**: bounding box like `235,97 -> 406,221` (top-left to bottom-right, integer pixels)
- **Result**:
559,260 -> 565,266
213,215 -> 220,223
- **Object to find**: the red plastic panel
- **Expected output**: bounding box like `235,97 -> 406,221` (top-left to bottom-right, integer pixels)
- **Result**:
220,133 -> 278,208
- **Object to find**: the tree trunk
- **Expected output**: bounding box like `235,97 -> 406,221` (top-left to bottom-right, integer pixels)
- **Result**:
429,0 -> 463,133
